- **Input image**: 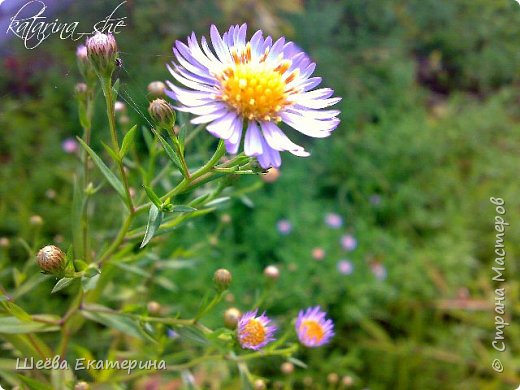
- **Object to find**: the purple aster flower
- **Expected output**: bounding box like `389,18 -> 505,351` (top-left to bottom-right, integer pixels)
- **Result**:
337,259 -> 354,275
277,219 -> 292,235
324,212 -> 343,228
369,194 -> 382,206
62,138 -> 79,154
295,306 -> 334,347
237,309 -> 276,350
166,24 -> 341,168
340,234 -> 357,251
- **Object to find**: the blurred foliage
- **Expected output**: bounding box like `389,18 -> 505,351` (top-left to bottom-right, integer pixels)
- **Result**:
1,0 -> 520,389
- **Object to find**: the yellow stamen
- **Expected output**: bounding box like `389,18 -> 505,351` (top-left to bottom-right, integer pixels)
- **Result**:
241,319 -> 266,347
217,45 -> 299,121
300,320 -> 325,342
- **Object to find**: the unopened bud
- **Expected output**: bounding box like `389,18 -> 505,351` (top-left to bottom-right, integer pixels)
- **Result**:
148,99 -> 176,130
147,81 -> 166,97
253,379 -> 266,390
342,376 -> 354,387
221,214 -> 232,224
118,114 -> 130,125
114,101 -> 126,113
75,82 -> 88,97
303,376 -> 313,387
213,268 -> 232,291
74,381 -> 90,390
86,32 -> 118,78
261,167 -> 280,183
263,265 -> 280,281
147,301 -> 161,315
30,215 -> 43,226
36,245 -> 68,276
223,307 -> 241,329
281,361 -> 294,375
0,237 -> 9,248
327,373 -> 339,384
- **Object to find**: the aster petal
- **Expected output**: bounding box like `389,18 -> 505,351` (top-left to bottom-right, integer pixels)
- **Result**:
225,117 -> 243,154
206,111 -> 240,140
190,108 -> 229,124
260,121 -> 309,157
210,25 -> 231,63
281,111 -> 338,138
244,121 -> 263,156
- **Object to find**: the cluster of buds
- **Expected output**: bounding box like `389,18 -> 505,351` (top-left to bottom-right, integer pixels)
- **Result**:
36,245 -> 74,278
86,32 -> 118,78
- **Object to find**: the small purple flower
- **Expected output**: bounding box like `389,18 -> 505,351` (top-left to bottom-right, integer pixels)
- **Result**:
340,234 -> 357,251
166,24 -> 341,168
167,328 -> 179,339
237,309 -> 276,350
371,262 -> 387,280
62,138 -> 79,154
296,306 -> 334,347
277,219 -> 292,235
312,247 -> 326,261
324,212 -> 343,228
369,194 -> 382,206
337,259 -> 354,275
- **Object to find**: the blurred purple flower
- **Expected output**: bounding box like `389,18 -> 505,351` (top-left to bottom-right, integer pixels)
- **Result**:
340,234 -> 357,251
277,219 -> 292,235
62,138 -> 79,154
337,259 -> 354,275
295,306 -> 334,347
369,194 -> 382,206
324,212 -> 343,228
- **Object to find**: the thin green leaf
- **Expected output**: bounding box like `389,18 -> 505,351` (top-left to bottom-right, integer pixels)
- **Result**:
151,128 -> 185,176
81,310 -> 143,339
166,205 -> 197,213
77,138 -> 126,199
175,326 -> 209,345
120,124 -> 138,157
17,375 -> 54,390
51,277 -> 75,294
0,317 -> 59,334
102,141 -> 121,163
1,301 -> 32,322
81,274 -> 100,292
140,205 -> 163,248
142,185 -> 163,209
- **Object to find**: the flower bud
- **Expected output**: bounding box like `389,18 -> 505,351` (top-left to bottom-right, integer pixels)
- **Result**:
36,245 -> 68,276
30,215 -> 43,226
213,268 -> 232,291
263,265 -> 280,281
147,81 -> 166,97
75,82 -> 88,104
0,237 -> 10,248
148,98 -> 176,131
147,301 -> 161,315
342,375 -> 354,387
86,32 -> 118,78
261,167 -> 280,183
281,362 -> 294,375
327,373 -> 339,384
221,214 -> 232,224
74,381 -> 90,390
114,101 -> 126,113
253,379 -> 266,390
223,307 -> 241,329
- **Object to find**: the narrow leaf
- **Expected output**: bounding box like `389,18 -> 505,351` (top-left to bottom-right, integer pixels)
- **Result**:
142,185 -> 162,209
0,317 -> 59,334
51,277 -> 75,294
169,205 -> 196,213
140,205 -> 163,248
77,138 -> 126,199
151,128 -> 185,176
120,124 -> 138,157
101,141 -> 121,163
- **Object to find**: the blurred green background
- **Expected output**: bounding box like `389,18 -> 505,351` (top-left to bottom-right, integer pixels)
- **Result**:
1,0 -> 520,389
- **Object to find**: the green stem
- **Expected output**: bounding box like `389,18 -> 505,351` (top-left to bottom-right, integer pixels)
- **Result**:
101,78 -> 135,213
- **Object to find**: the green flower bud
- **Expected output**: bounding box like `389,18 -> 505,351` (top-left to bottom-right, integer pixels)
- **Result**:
253,379 -> 266,390
36,245 -> 69,276
213,268 -> 232,292
327,373 -> 339,384
76,44 -> 96,86
148,98 -> 176,131
147,301 -> 161,315
86,32 -> 118,78
281,361 -> 294,375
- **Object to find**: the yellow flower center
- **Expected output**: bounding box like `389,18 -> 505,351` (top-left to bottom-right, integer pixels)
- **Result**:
300,320 -> 325,343
216,43 -> 299,122
240,319 -> 266,346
